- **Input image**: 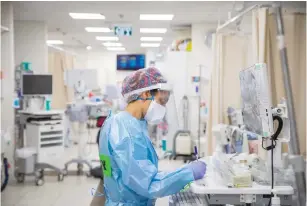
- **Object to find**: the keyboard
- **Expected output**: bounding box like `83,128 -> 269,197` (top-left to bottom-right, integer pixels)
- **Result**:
169,192 -> 208,206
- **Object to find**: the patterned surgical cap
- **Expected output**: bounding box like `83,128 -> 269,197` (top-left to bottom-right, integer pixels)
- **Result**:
121,67 -> 167,103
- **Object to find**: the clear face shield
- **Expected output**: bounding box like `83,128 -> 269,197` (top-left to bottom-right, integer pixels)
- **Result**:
149,86 -> 179,152
143,84 -> 178,122
144,89 -> 171,125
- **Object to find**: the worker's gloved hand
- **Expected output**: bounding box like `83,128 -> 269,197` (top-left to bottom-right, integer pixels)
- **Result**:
187,161 -> 207,180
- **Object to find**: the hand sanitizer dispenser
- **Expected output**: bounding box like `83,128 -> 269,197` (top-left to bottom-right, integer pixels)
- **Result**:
45,97 -> 51,111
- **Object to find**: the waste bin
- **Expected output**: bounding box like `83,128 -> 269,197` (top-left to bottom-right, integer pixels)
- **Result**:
16,147 -> 37,174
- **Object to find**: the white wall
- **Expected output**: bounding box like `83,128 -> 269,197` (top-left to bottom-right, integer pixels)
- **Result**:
73,50 -> 154,93
191,23 -> 215,80
186,23 -> 216,140
70,24 -> 215,141
172,29 -> 192,40
1,2 -> 15,177
69,23 -> 217,149
14,20 -> 48,74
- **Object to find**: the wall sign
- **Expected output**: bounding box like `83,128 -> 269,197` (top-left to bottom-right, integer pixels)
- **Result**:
114,26 -> 132,36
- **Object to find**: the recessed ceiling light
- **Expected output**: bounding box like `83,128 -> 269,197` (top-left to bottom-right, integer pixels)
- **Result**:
140,28 -> 167,34
85,27 -> 112,32
156,53 -> 163,57
103,42 -> 122,47
140,14 -> 174,21
107,47 -> 126,51
46,40 -> 63,45
141,43 -> 160,47
140,37 -> 163,42
96,36 -> 119,41
86,46 -> 92,50
69,13 -> 105,19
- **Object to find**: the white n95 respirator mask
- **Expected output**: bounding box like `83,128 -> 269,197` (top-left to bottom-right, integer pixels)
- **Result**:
144,100 -> 166,124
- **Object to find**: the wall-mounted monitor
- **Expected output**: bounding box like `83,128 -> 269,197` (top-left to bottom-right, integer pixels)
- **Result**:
117,54 -> 145,71
22,74 -> 53,96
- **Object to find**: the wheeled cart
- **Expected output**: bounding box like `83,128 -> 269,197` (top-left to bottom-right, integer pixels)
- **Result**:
14,148 -> 64,186
15,110 -> 66,186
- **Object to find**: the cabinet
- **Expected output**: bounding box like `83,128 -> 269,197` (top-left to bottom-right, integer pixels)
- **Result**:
25,123 -> 64,163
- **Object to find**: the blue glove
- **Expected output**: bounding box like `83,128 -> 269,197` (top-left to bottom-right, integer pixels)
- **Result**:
187,161 -> 207,180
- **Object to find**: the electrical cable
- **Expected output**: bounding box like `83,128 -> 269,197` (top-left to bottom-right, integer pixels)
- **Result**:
261,115 -> 283,206
270,137 -> 274,206
1,157 -> 9,192
272,116 -> 283,140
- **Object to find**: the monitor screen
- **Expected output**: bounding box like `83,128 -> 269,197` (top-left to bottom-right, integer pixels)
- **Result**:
117,54 -> 145,71
239,63 -> 274,137
22,74 -> 53,95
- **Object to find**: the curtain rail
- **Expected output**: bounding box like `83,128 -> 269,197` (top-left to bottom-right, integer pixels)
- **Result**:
216,4 -> 273,33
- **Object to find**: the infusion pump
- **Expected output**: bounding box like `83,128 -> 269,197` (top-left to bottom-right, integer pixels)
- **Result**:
175,132 -> 192,155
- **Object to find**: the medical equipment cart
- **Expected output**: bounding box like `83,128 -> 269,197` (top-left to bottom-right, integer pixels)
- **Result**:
169,185 -> 293,206
14,68 -> 65,186
169,156 -> 294,205
15,110 -> 65,186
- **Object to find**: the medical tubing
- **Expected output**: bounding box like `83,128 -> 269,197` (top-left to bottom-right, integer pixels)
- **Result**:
1,158 -> 9,192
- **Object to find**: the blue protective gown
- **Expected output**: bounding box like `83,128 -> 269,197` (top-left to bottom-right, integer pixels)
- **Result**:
99,111 -> 195,206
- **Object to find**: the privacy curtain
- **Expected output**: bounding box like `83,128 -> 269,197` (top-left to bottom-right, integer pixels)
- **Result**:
48,51 -> 75,109
254,8 -> 306,156
206,33 -> 253,155
206,34 -> 222,155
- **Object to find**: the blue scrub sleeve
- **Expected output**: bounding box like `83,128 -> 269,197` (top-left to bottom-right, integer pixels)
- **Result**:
112,136 -> 195,199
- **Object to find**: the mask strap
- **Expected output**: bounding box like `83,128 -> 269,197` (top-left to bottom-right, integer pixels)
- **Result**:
136,91 -> 155,101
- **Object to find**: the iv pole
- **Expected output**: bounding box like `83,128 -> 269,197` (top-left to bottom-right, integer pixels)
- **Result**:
198,65 -> 202,156
216,3 -> 306,206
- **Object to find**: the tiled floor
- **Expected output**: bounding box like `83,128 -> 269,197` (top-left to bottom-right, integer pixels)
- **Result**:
2,131 -> 185,206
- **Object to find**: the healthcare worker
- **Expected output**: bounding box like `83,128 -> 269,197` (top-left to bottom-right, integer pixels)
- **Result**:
99,67 -> 206,206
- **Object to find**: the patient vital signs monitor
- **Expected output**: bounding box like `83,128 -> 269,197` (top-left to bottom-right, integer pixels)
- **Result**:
22,74 -> 53,95
239,63 -> 274,137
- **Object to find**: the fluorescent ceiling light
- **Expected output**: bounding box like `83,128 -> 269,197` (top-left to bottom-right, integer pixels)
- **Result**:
141,43 -> 160,47
140,37 -> 163,42
46,40 -> 63,45
69,13 -> 105,19
96,36 -> 119,41
107,47 -> 125,51
140,28 -> 167,34
85,27 -> 112,32
140,14 -> 174,21
103,42 -> 122,47
86,46 -> 92,50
